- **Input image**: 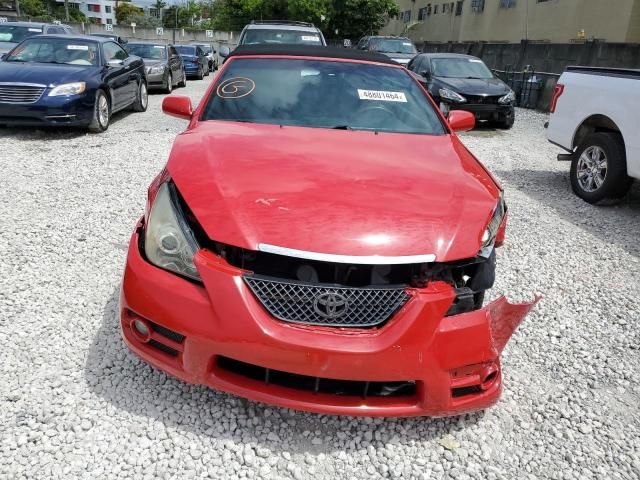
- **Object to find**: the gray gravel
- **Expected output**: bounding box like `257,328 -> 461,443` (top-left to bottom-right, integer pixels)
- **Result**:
1,76 -> 640,480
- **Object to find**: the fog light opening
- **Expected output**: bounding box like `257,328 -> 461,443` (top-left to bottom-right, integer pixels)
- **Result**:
480,364 -> 499,391
131,318 -> 152,343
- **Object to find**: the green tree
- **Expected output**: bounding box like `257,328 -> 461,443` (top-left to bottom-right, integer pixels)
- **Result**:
211,0 -> 398,38
116,2 -> 143,24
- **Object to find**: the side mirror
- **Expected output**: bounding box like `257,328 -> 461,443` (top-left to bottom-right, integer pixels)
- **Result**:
163,95 -> 193,120
219,46 -> 230,58
421,70 -> 431,80
447,110 -> 475,132
0,54 -> 6,61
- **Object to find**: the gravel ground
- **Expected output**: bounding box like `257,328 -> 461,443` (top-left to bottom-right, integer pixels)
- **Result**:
1,75 -> 639,480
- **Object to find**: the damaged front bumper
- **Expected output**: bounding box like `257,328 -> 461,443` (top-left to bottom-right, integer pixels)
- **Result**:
120,225 -> 538,417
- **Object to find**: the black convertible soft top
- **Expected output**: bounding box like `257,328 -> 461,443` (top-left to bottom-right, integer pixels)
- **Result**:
227,44 -> 399,66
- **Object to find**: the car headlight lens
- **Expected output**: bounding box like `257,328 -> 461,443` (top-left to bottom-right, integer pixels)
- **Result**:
145,183 -> 200,281
481,192 -> 507,247
438,88 -> 467,103
48,82 -> 86,96
147,65 -> 165,74
499,90 -> 516,105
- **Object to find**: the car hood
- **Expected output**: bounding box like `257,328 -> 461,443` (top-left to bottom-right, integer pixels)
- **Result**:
0,62 -> 96,84
436,77 -> 510,96
142,59 -> 164,67
379,52 -> 416,64
0,42 -> 18,54
168,122 -> 500,262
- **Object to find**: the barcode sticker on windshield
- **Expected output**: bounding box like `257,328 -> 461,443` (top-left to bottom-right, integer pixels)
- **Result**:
28,28 -> 42,32
358,89 -> 407,102
153,45 -> 164,49
403,42 -> 412,46
469,59 -> 483,63
301,36 -> 320,42
67,45 -> 89,50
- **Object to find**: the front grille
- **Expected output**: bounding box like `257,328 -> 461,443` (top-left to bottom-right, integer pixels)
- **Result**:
465,94 -> 502,105
244,275 -> 410,327
0,84 -> 46,104
217,356 -> 417,398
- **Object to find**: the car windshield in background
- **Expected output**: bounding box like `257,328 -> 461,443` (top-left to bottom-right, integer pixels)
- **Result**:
0,25 -> 43,44
431,57 -> 493,79
127,43 -> 166,59
196,45 -> 212,54
243,29 -> 322,45
4,38 -> 99,66
174,46 -> 196,55
370,39 -> 417,54
201,58 -> 445,135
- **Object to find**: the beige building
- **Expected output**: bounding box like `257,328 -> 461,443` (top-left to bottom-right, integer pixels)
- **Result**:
381,0 -> 640,44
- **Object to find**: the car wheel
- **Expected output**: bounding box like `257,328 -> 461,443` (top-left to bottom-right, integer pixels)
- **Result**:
131,81 -> 148,113
570,132 -> 632,204
165,73 -> 173,94
177,69 -> 187,88
88,89 -> 110,133
197,66 -> 204,80
494,111 -> 514,130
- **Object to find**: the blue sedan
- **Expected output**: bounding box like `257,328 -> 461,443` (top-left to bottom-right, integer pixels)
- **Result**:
0,35 -> 147,132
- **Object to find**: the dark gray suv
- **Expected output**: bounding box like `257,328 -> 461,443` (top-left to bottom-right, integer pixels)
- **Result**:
126,42 -> 186,93
356,35 -> 418,67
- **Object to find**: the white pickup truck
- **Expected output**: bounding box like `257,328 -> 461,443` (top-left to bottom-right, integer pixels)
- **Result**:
547,66 -> 639,204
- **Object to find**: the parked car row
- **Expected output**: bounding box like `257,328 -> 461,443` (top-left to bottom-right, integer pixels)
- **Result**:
0,23 -> 220,132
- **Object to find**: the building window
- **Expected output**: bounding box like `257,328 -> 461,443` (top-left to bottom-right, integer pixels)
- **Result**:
500,0 -> 516,6
471,0 -> 484,13
455,0 -> 463,15
434,4 -> 438,14
106,18 -> 112,24
105,5 -> 111,13
418,7 -> 429,20
88,3 -> 100,12
403,10 -> 411,22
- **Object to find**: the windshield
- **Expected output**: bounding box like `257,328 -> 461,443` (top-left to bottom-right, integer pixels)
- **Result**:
5,38 -> 99,66
431,57 -> 493,79
242,29 -> 322,46
201,58 -> 445,135
175,45 -> 196,55
196,45 -> 212,54
127,43 -> 166,59
0,25 -> 43,44
370,38 -> 417,54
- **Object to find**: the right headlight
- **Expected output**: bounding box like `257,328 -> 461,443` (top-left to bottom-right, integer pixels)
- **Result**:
145,182 -> 200,281
147,65 -> 166,74
498,90 -> 516,105
438,88 -> 467,103
481,192 -> 507,247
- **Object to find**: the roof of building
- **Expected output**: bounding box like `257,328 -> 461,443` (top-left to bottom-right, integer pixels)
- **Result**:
227,45 -> 400,65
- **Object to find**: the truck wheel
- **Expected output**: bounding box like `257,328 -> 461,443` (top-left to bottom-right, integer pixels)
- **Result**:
570,132 -> 632,204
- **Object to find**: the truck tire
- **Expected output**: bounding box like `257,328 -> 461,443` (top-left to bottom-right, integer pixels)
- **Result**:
570,132 -> 632,204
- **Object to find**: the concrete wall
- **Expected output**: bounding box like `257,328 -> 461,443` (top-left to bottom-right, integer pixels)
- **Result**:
383,0 -> 640,44
69,22 -> 240,50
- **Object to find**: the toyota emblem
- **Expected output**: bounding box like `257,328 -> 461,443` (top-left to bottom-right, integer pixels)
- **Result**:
313,292 -> 349,319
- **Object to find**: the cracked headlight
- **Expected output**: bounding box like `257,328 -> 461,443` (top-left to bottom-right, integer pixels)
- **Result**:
145,183 -> 200,281
438,88 -> 467,103
481,192 -> 507,247
48,82 -> 86,96
499,90 -> 516,105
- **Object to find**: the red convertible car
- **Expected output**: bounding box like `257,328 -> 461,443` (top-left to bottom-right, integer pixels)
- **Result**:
120,45 -> 537,417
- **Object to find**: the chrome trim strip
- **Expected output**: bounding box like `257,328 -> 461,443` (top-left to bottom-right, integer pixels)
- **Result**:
0,82 -> 47,88
257,243 -> 436,265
